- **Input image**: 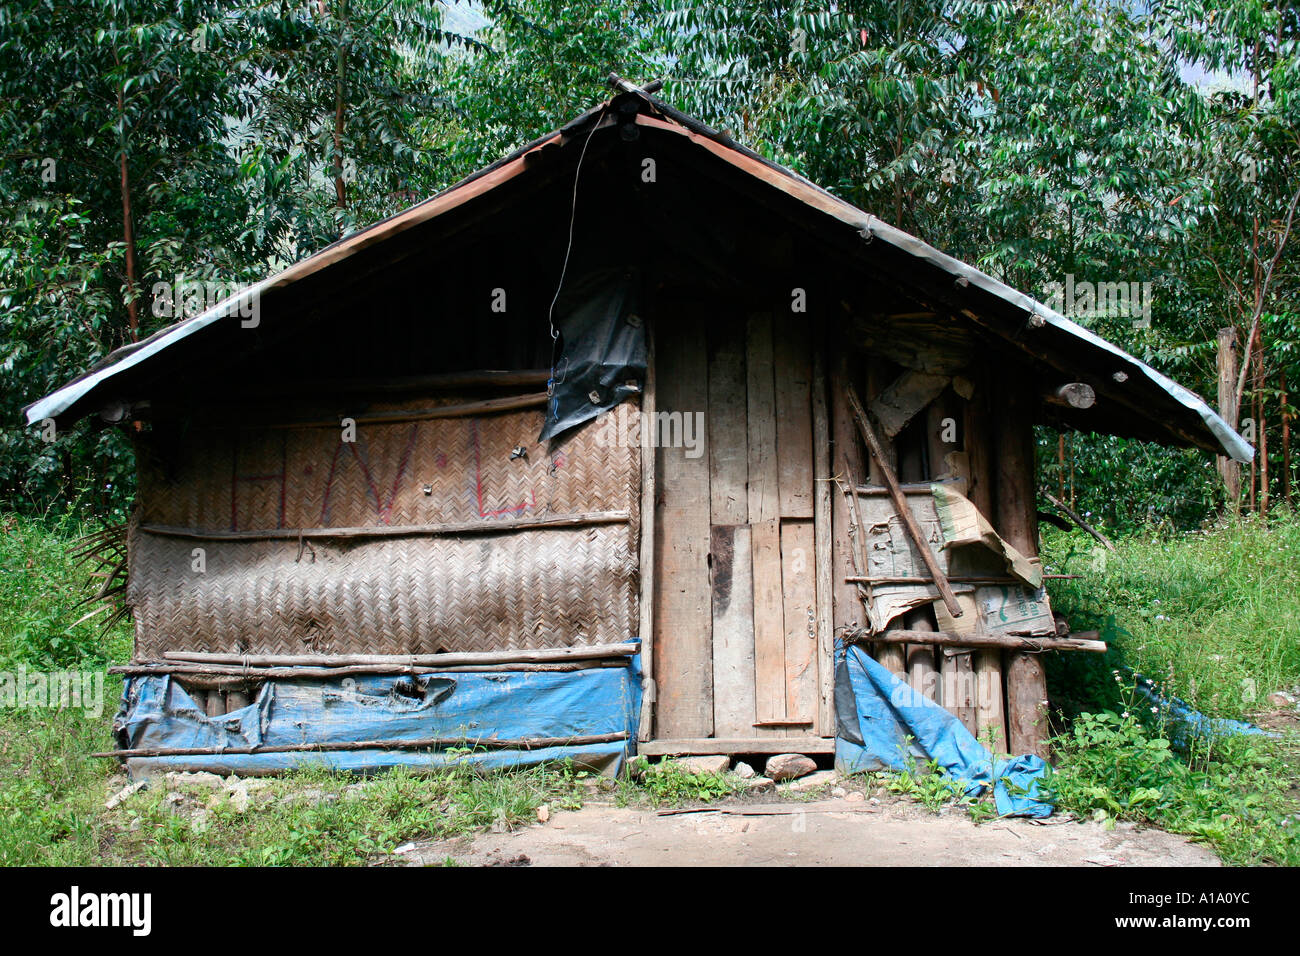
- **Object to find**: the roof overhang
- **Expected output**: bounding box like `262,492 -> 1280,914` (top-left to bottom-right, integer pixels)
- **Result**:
24,92 -> 1252,464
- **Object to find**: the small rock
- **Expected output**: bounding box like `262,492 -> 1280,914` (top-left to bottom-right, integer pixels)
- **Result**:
831,787 -> 847,798
105,780 -> 147,810
743,776 -> 776,793
165,771 -> 223,790
733,761 -> 756,780
166,791 -> 184,805
868,796 -> 881,805
536,804 -> 550,824
845,791 -> 865,803
189,807 -> 210,834
227,782 -> 250,813
786,770 -> 837,792
765,753 -> 817,781
672,755 -> 730,775
393,842 -> 416,855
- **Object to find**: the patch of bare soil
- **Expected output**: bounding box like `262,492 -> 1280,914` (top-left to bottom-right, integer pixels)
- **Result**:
408,791 -> 1221,868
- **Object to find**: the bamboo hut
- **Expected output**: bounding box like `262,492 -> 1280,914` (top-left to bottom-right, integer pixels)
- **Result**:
27,81 -> 1252,777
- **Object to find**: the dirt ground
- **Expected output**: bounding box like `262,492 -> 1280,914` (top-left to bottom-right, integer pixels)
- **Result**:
409,792 -> 1221,867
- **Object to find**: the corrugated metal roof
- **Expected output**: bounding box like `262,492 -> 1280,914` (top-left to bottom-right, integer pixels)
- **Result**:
24,92 -> 1252,464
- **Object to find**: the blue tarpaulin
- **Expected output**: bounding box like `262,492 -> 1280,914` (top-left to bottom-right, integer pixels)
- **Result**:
834,643 -> 1052,817
1126,668 -> 1273,748
115,659 -> 642,778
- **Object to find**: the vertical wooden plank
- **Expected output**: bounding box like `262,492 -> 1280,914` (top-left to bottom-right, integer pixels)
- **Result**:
994,375 -> 1049,758
905,606 -> 940,701
864,356 -> 907,677
812,328 -> 836,736
964,364 -> 1006,749
746,313 -> 780,524
774,317 -> 814,519
636,321 -> 657,742
751,518 -> 786,725
925,392 -> 971,719
652,316 -> 714,738
710,524 -> 757,737
830,350 -> 867,652
781,520 -> 818,723
708,319 -> 749,525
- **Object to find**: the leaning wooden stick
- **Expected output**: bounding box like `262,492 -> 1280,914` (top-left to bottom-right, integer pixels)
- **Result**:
845,384 -> 963,618
1043,491 -> 1115,552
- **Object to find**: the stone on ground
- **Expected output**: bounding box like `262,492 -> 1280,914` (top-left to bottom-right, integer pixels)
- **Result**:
765,753 -> 817,781
672,755 -> 731,775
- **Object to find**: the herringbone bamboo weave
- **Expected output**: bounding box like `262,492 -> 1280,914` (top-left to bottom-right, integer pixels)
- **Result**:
129,398 -> 641,658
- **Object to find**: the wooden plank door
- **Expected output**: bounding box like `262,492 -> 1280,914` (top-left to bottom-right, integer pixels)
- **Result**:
652,306 -> 828,746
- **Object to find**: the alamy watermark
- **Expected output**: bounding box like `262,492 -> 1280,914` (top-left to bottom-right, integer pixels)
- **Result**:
592,402 -> 705,459
1042,273 -> 1153,329
151,276 -> 260,328
0,664 -> 104,718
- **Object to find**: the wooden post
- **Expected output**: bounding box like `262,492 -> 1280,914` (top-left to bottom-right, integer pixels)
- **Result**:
637,319 -> 657,741
994,376 -> 1049,758
830,351 -> 868,650
927,394 -> 975,724
812,325 -> 836,735
963,368 -> 1006,750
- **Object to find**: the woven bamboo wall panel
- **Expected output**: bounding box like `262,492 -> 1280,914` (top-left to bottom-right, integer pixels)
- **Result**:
130,397 -> 641,657
128,521 -> 638,659
136,401 -> 639,533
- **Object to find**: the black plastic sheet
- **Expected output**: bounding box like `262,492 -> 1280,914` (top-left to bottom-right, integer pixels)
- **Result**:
539,270 -> 647,442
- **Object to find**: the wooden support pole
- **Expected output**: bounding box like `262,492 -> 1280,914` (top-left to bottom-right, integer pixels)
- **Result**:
845,384 -> 963,619
637,324 -> 657,742
830,352 -> 868,648
963,366 -> 1006,750
812,328 -> 836,736
994,377 -> 1050,758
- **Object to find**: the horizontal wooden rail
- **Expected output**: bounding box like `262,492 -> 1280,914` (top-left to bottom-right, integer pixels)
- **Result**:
162,642 -> 641,668
859,629 -> 1106,653
93,731 -> 630,760
139,510 -> 630,543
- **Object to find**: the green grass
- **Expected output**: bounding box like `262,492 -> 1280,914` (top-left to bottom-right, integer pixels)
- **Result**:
1040,512 -> 1300,865
1041,511 -> 1300,721
0,512 -> 595,865
3,509 -> 1299,865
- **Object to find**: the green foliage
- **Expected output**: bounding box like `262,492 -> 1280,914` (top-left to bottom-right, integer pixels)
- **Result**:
1042,513 -> 1300,719
1044,704 -> 1298,865
0,512 -> 130,668
628,757 -> 746,806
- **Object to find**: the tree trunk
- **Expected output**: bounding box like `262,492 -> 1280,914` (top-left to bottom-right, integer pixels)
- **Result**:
1217,327 -> 1240,509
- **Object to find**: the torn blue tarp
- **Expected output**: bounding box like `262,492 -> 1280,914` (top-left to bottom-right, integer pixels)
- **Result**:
834,643 -> 1052,817
1126,669 -> 1273,748
114,659 -> 642,778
